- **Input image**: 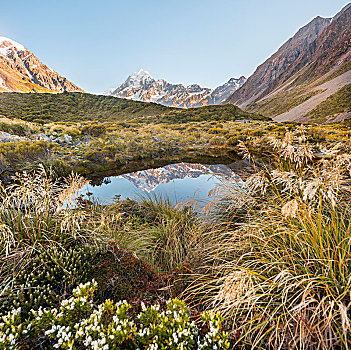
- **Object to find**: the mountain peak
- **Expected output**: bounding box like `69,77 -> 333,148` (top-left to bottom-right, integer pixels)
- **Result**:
123,69 -> 154,89
106,71 -> 246,108
131,68 -> 153,79
0,36 -> 26,55
0,36 -> 83,92
228,76 -> 247,85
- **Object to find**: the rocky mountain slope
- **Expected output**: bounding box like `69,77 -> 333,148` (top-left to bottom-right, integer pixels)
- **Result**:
0,37 -> 83,93
106,69 -> 246,108
226,3 -> 351,123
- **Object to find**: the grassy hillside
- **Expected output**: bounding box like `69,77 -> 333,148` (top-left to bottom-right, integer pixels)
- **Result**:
245,84 -> 321,117
306,84 -> 351,122
0,92 -> 268,124
142,104 -> 270,123
311,60 -> 351,88
244,60 -> 351,121
0,92 -> 174,123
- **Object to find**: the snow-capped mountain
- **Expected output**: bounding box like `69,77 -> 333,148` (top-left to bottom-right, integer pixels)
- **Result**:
209,77 -> 247,104
105,69 -> 246,108
0,36 -> 83,93
119,162 -> 240,192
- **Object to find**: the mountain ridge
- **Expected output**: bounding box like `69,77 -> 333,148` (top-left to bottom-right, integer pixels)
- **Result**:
105,69 -> 246,108
0,92 -> 268,124
225,3 -> 351,123
0,36 -> 84,93
225,16 -> 331,107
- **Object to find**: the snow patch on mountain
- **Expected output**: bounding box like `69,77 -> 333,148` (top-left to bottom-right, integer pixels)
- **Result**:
0,37 -> 26,55
122,69 -> 154,89
0,77 -> 9,90
0,36 -> 83,92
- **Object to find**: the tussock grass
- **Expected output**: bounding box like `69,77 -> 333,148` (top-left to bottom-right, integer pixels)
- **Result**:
186,127 -> 351,348
0,166 -> 103,294
118,195 -> 200,273
1,123 -> 351,348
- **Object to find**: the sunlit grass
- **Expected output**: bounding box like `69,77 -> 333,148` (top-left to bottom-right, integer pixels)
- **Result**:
185,127 -> 351,348
1,122 -> 351,348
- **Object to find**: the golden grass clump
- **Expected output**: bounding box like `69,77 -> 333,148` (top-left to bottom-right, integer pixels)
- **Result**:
186,127 -> 351,349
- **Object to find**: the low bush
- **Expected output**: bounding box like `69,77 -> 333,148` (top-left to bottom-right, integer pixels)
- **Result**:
0,140 -> 51,170
226,134 -> 247,147
208,127 -> 225,135
0,121 -> 28,135
0,280 -> 230,350
81,124 -> 107,137
0,245 -> 101,317
84,144 -> 119,163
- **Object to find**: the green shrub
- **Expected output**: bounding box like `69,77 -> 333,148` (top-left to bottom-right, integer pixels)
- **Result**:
81,124 -> 107,137
32,118 -> 45,125
0,121 -> 28,135
210,136 -> 226,145
0,245 -> 101,317
84,144 -> 119,163
226,134 -> 247,147
0,140 -> 51,168
0,280 -> 230,349
208,127 -> 224,135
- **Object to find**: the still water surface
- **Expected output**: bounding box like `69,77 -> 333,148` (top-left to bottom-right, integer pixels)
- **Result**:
76,162 -> 242,205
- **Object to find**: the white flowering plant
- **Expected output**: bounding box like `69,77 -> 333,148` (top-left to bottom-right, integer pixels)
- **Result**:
0,307 -> 23,349
0,280 -> 230,350
198,311 -> 229,350
136,298 -> 198,349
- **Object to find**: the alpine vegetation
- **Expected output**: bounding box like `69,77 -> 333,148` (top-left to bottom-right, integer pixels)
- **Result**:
0,280 -> 229,349
186,127 -> 351,348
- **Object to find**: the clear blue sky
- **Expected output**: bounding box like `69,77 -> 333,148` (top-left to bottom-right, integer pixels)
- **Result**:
1,0 -> 349,93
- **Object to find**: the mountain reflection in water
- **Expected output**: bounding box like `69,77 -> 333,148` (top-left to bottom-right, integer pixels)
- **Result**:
76,162 -> 242,205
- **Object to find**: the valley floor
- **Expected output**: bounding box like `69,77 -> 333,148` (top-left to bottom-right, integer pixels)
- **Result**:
0,114 -> 351,349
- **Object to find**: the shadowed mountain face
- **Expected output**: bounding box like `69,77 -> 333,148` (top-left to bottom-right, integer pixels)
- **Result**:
226,16 -> 332,107
226,4 -> 351,122
0,37 -> 83,93
105,69 -> 246,108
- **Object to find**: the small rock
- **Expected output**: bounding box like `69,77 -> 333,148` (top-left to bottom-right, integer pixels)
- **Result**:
63,134 -> 73,144
54,134 -> 73,145
37,133 -> 51,142
0,131 -> 27,143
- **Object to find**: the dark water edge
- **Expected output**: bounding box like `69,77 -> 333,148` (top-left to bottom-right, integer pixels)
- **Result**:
80,148 -> 241,186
